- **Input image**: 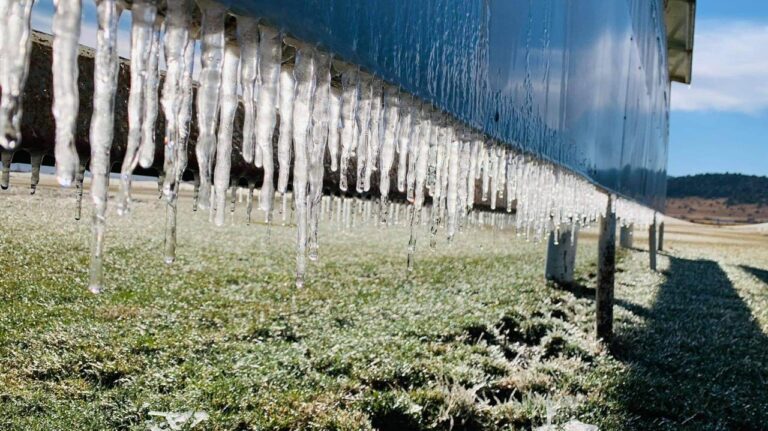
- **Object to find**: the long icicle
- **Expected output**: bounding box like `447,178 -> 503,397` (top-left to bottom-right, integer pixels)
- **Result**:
364,80 -> 383,192
338,67 -> 359,192
446,134 -> 460,241
88,0 -> 122,293
213,42 -> 240,226
308,50 -> 330,261
378,85 -> 399,222
397,93 -> 413,194
256,25 -> 281,222
328,86 -> 342,172
116,0 -> 157,216
238,16 -> 259,164
52,0 -> 82,186
139,13 -> 163,169
165,28 -> 196,264
0,0 -> 34,150
277,64 -> 295,197
176,34 -> 195,184
291,46 -> 316,288
194,0 -> 226,211
407,106 -> 433,270
355,73 -> 373,193
161,0 -> 190,201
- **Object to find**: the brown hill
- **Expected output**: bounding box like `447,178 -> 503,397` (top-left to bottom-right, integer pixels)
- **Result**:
666,197 -> 768,225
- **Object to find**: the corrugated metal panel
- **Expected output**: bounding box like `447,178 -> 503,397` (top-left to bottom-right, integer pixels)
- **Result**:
215,0 -> 672,209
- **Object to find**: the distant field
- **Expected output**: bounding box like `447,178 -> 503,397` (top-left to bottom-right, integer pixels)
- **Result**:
666,197 -> 768,225
2,174 -> 768,430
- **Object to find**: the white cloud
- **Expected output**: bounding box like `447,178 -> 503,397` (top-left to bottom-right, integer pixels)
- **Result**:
672,19 -> 768,114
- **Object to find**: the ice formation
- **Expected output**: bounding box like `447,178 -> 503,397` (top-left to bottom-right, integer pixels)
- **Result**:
117,0 -> 158,215
237,16 -> 259,164
87,0 -> 122,293
52,0 -> 82,186
212,42 -> 239,227
194,0 -> 226,211
0,0 -> 663,291
0,0 -> 35,150
255,25 -> 280,220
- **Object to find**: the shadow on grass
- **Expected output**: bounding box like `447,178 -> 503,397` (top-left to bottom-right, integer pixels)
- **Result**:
612,256 -> 768,430
740,265 -> 768,286
548,279 -> 595,300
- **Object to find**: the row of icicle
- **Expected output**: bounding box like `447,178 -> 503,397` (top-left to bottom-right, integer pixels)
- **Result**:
0,0 -> 660,291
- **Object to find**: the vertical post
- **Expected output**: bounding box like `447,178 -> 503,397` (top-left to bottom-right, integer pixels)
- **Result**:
230,179 -> 237,214
29,152 -> 43,194
619,223 -> 634,249
157,172 -> 165,199
192,171 -> 201,212
545,224 -> 579,285
246,180 -> 255,225
597,195 -> 616,343
74,159 -> 87,221
1,150 -> 12,189
649,213 -> 657,271
164,193 -> 177,264
658,221 -> 665,251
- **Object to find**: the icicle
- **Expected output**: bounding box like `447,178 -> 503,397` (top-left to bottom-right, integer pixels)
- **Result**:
308,50 -> 330,261
277,64 -> 295,195
338,67 -> 359,191
256,25 -> 281,221
291,47 -> 316,288
439,126 -> 452,211
466,139 -> 480,211
139,14 -> 162,168
213,42 -> 240,227
175,31 -> 195,184
481,146 -> 492,202
405,106 -> 432,268
456,138 -> 471,225
328,86 -> 342,172
364,80 -> 383,192
52,0 -> 82,186
428,119 -> 447,248
88,0 -> 122,294
238,16 -> 259,164
490,146 -> 506,210
116,0 -> 158,216
0,0 -> 34,150
161,0 -> 191,200
397,94 -> 413,193
194,0 -> 227,211
378,85 -> 399,222
445,135 -> 461,241
355,73 -> 373,193
413,106 -> 432,208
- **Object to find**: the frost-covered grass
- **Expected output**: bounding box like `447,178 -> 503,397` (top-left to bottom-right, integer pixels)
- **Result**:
1,178 -> 768,430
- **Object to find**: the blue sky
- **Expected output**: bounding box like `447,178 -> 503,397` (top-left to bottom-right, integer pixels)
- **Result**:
668,0 -> 768,176
28,0 -> 767,178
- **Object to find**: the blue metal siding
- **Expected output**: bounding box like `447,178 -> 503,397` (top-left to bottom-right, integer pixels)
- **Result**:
218,0 -> 670,209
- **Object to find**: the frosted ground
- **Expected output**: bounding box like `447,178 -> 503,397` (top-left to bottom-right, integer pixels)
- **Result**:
1,175 -> 768,430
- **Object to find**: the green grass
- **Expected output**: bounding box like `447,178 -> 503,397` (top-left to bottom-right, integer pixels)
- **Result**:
1,185 -> 768,430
